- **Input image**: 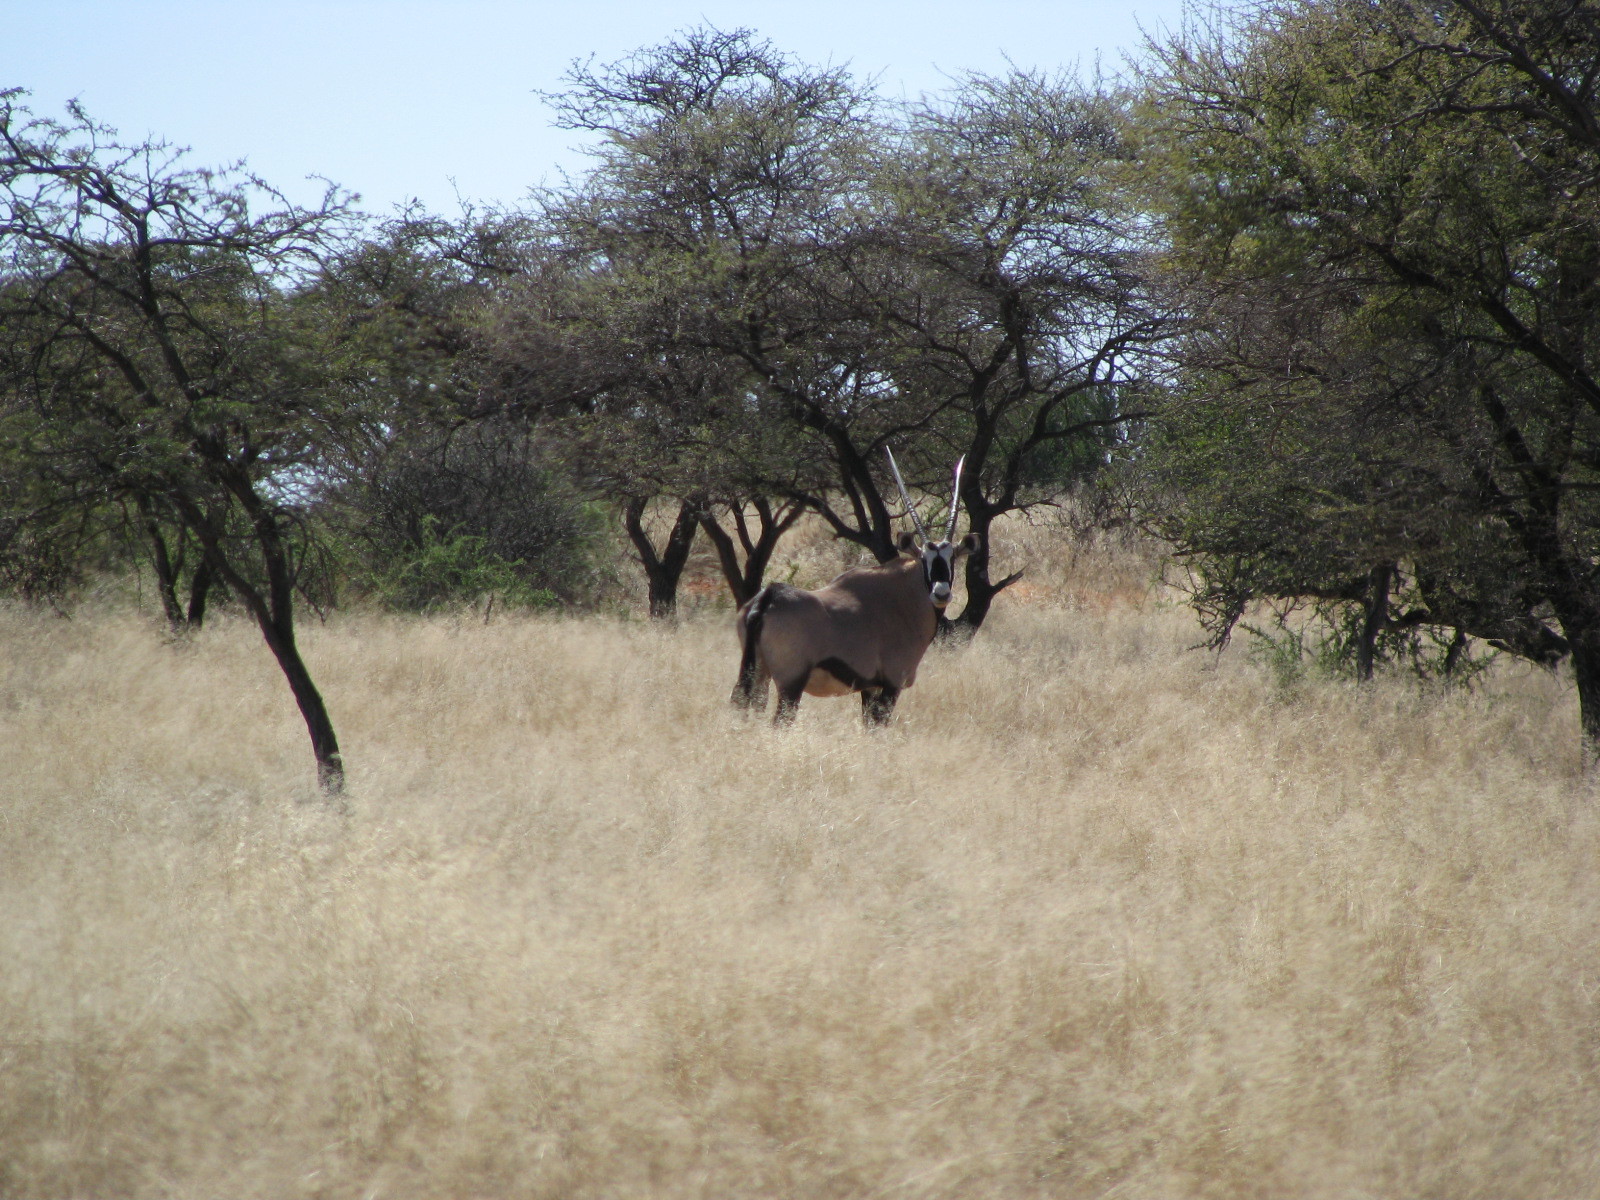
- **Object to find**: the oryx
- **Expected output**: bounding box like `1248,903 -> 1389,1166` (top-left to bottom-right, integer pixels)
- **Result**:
731,450 -> 980,725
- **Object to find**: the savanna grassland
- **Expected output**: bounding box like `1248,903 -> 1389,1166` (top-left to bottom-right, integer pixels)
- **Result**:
3,520 -> 1598,1199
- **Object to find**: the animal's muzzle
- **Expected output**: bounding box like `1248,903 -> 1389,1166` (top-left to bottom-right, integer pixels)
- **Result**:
931,581 -> 952,606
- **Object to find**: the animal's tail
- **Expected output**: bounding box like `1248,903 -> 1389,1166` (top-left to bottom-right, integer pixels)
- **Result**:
732,585 -> 773,709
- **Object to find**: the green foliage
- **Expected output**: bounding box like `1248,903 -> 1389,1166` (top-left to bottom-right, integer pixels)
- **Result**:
507,30 -> 1166,618
326,419 -> 611,611
1133,0 -> 1600,725
1242,618 -> 1311,691
0,94 -> 360,593
1242,597 -> 1493,691
0,90 -> 367,787
367,516 -> 559,614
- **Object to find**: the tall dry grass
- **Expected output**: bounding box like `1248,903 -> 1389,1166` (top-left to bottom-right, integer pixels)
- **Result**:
2,517 -> 1598,1198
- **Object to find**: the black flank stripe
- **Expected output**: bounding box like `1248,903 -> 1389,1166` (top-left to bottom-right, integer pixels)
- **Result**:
815,657 -> 888,692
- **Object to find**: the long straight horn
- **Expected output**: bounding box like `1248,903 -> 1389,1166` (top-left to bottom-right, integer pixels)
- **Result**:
946,455 -> 965,542
884,446 -> 929,542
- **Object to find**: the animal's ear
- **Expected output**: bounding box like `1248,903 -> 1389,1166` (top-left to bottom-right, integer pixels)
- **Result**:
957,532 -> 982,557
897,531 -> 919,554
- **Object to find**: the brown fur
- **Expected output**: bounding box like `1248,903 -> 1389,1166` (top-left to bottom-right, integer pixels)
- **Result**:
735,556 -> 937,704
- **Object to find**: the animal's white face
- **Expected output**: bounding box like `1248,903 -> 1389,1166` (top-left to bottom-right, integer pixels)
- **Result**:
922,541 -> 956,608
900,532 -> 981,608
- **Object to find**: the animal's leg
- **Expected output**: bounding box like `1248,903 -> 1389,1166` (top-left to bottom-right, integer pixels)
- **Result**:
732,587 -> 774,711
774,677 -> 805,725
862,685 -> 900,727
731,660 -> 771,711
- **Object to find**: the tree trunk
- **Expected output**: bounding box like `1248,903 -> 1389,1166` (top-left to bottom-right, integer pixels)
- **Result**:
141,510 -> 187,632
176,480 -> 344,794
1571,631 -> 1600,771
1355,562 -> 1393,682
1539,564 -> 1600,768
204,555 -> 344,794
623,496 -> 701,619
1533,585 -> 1600,769
141,505 -> 216,633
949,507 -> 1022,636
186,556 -> 214,629
698,497 -> 803,606
254,609 -> 344,793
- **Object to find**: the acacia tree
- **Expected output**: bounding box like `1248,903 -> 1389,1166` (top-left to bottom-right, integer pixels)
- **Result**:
302,206 -> 616,613
1139,1 -> 1600,751
533,28 -> 946,576
310,204 -> 538,455
478,29 -> 882,615
695,495 -> 806,605
527,34 -> 1173,630
0,92 -> 359,792
850,71 -> 1170,630
481,248 -> 767,615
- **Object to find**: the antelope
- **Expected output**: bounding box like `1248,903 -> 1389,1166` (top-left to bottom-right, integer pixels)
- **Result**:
731,450 -> 979,725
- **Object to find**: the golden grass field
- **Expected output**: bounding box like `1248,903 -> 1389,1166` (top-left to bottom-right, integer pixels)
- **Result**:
3,519 -> 1598,1198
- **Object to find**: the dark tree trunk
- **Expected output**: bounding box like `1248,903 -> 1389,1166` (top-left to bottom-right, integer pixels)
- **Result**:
623,496 -> 701,619
141,503 -> 217,633
145,520 -> 186,631
1521,578 -> 1600,768
254,608 -> 345,793
1569,627 -> 1600,770
185,556 -> 214,628
136,494 -> 190,632
202,558 -> 344,794
1516,551 -> 1600,767
176,478 -> 344,794
735,368 -> 898,563
1355,562 -> 1393,682
698,497 -> 804,606
949,504 -> 1022,636
1441,628 -> 1470,678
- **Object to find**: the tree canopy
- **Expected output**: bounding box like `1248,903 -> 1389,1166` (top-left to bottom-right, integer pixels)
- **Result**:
1132,0 -> 1600,753
486,29 -> 1167,626
0,90 -> 359,789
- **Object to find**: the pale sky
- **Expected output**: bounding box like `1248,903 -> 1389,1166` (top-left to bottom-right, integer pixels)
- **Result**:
7,0 -> 1191,216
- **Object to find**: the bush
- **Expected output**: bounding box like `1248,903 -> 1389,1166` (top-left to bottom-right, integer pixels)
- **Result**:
371,515 -> 560,613
331,420 -> 608,610
1242,596 -> 1493,690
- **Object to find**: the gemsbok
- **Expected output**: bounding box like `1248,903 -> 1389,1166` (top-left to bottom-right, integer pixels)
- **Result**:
731,450 -> 979,725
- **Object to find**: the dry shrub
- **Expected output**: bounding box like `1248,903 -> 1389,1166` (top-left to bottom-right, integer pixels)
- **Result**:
2,518 -> 1597,1198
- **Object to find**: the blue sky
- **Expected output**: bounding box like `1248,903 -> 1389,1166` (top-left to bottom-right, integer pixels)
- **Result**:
8,1 -> 1191,215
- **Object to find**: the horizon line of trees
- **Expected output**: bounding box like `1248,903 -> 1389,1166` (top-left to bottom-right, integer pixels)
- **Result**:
7,0 -> 1600,786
